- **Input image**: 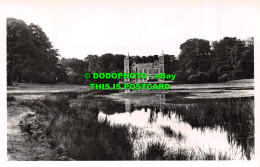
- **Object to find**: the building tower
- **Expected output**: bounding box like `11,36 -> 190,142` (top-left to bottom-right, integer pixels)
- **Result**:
159,51 -> 165,81
124,53 -> 130,81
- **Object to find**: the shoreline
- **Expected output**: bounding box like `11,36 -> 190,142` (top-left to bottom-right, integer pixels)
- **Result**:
6,79 -> 254,160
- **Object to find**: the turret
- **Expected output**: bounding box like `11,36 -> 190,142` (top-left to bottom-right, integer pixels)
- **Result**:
124,54 -> 130,81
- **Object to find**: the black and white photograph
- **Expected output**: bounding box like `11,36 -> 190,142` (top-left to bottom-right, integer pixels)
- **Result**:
0,0 -> 259,165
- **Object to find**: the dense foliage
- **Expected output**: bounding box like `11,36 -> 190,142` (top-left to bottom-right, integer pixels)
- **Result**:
59,53 -> 178,84
7,17 -> 253,85
177,37 -> 254,83
59,54 -> 126,84
7,18 -> 66,85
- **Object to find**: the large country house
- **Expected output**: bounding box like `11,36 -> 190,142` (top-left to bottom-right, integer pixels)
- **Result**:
124,54 -> 165,82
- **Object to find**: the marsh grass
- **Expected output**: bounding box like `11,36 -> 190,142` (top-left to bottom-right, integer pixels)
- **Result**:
19,94 -> 253,160
131,98 -> 253,160
139,142 -> 168,160
167,148 -> 231,160
47,116 -> 134,160
143,98 -> 254,158
171,98 -> 254,158
20,94 -> 134,160
137,141 -> 231,160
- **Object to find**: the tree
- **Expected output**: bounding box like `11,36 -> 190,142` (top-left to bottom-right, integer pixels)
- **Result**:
28,23 -> 61,83
178,38 -> 211,73
210,37 -> 254,81
211,37 -> 238,72
146,56 -> 154,63
229,41 -> 246,70
109,54 -> 125,73
132,56 -> 142,64
84,55 -> 101,73
59,58 -> 88,74
7,18 -> 66,85
164,54 -> 178,74
100,53 -> 114,72
7,18 -> 32,85
229,40 -> 254,78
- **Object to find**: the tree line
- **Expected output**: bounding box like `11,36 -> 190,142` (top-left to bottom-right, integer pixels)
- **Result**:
7,18 -> 254,85
177,37 -> 254,83
59,54 -> 178,84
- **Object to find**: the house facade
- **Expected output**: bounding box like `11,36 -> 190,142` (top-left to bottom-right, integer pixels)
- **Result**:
124,54 -> 165,82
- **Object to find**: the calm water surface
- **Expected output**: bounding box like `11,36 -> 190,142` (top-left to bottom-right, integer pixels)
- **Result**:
76,90 -> 254,160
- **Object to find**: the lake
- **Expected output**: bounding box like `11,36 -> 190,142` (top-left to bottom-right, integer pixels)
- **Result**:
8,80 -> 254,160
72,80 -> 254,160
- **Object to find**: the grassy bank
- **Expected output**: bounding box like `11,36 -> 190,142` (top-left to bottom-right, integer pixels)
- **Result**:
19,94 -> 133,160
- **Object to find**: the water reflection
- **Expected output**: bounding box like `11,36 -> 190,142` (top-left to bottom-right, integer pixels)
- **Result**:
81,95 -> 254,160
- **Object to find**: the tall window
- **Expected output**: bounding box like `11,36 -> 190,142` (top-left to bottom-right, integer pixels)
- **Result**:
144,69 -> 147,73
160,67 -> 163,73
149,69 -> 151,74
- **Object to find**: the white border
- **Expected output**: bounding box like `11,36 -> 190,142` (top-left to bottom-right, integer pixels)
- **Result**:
0,0 -> 259,167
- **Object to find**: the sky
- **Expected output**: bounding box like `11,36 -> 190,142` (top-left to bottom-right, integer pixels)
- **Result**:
1,0 -> 259,59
